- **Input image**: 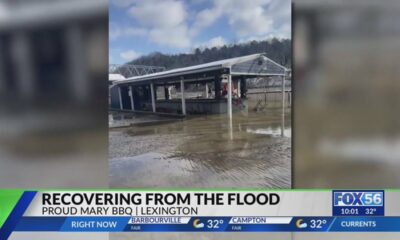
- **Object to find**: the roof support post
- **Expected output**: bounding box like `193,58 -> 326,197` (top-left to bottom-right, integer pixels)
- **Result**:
237,78 -> 241,98
281,72 -> 286,137
150,83 -> 156,112
227,73 -> 232,119
180,79 -> 186,115
12,32 -> 35,100
118,86 -> 123,110
282,74 -> 285,110
164,86 -> 170,100
0,41 -> 5,94
66,25 -> 88,102
129,85 -> 135,111
240,77 -> 247,98
214,76 -> 221,100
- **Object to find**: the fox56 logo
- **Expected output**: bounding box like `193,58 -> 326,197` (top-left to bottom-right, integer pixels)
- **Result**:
333,191 -> 384,207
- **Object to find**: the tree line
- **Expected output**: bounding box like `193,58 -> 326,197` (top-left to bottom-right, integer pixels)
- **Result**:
128,38 -> 291,69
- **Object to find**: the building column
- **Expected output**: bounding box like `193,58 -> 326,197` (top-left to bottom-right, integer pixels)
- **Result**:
150,83 -> 156,112
129,86 -> 135,111
164,86 -> 170,100
227,74 -> 232,119
180,80 -> 186,115
12,32 -> 35,100
168,86 -> 172,100
205,83 -> 209,98
118,86 -> 123,110
237,79 -> 241,98
0,40 -> 5,94
66,25 -> 88,103
240,77 -> 247,98
214,76 -> 221,100
281,72 -> 286,137
281,73 -> 286,110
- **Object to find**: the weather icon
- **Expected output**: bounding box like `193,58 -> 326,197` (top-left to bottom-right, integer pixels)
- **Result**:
193,219 -> 205,229
296,219 -> 308,229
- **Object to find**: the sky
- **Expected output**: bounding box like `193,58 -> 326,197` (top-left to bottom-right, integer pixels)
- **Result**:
109,0 -> 291,64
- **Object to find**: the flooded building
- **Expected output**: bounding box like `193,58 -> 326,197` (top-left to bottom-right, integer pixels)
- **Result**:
110,54 -> 288,118
109,54 -> 292,189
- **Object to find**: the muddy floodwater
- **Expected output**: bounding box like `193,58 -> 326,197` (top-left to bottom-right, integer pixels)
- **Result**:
109,109 -> 291,188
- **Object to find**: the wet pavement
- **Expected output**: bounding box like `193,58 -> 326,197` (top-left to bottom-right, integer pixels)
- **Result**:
109,109 -> 291,188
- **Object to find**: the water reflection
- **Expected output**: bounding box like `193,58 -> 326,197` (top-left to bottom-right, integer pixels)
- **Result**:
109,110 -> 291,188
247,127 -> 292,138
228,117 -> 234,140
281,109 -> 285,137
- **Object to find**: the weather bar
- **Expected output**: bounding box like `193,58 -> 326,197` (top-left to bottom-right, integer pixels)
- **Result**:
13,216 -> 400,232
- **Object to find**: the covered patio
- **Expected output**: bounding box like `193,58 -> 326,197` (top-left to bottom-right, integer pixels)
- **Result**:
110,53 -> 288,119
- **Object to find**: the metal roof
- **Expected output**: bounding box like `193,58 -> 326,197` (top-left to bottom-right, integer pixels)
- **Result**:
109,64 -> 166,78
115,53 -> 287,85
109,74 -> 126,81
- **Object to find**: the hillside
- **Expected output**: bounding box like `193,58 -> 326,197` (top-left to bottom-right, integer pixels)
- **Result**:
128,38 -> 291,70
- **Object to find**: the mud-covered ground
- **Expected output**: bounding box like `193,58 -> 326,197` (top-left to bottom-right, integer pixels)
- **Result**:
109,109 -> 291,188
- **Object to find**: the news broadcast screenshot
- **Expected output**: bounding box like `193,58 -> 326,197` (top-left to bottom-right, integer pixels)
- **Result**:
0,0 -> 399,239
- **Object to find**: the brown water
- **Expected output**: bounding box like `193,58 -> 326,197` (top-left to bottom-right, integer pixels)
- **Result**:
109,109 -> 291,188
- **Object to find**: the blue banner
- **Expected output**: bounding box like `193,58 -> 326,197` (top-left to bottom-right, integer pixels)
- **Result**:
11,216 -> 400,232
